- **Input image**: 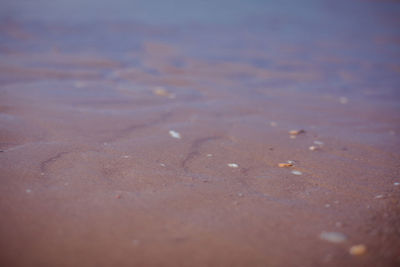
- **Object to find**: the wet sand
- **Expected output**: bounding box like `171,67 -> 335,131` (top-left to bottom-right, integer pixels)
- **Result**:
1,0 -> 400,266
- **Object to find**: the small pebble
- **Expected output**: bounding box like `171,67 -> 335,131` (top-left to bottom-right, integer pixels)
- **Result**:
349,244 -> 367,256
313,140 -> 324,145
278,163 -> 293,168
291,170 -> 302,175
169,130 -> 181,139
25,189 -> 32,193
289,129 -> 305,136
153,87 -> 174,98
228,163 -> 239,168
160,163 -> 166,167
319,231 -> 347,243
325,204 -> 331,208
309,145 -> 318,151
375,194 -> 383,199
122,155 -> 130,158
206,154 -> 213,157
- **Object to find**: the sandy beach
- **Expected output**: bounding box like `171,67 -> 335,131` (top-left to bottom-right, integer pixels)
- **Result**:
0,0 -> 400,266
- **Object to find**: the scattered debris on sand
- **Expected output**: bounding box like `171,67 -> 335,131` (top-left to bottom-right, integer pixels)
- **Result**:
228,163 -> 239,168
319,231 -> 347,243
169,130 -> 181,139
291,170 -> 302,175
349,244 -> 367,256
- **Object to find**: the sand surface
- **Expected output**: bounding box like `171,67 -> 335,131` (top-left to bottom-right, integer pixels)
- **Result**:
0,0 -> 400,266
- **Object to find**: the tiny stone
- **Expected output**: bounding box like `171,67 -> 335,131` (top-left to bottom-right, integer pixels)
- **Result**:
25,189 -> 32,193
206,154 -> 213,157
122,155 -> 130,158
228,163 -> 239,168
349,244 -> 367,256
278,163 -> 293,168
325,204 -> 331,208
319,231 -> 347,243
309,145 -> 318,151
291,170 -> 302,175
160,163 -> 166,167
289,129 -> 305,135
169,130 -> 181,139
313,140 -> 324,145
375,194 -> 383,199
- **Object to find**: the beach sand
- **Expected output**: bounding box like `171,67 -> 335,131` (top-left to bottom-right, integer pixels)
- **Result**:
0,0 -> 399,266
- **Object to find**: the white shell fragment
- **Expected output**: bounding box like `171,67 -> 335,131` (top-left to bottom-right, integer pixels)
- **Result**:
291,170 -> 302,175
169,130 -> 181,139
319,231 -> 347,243
228,163 -> 239,168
